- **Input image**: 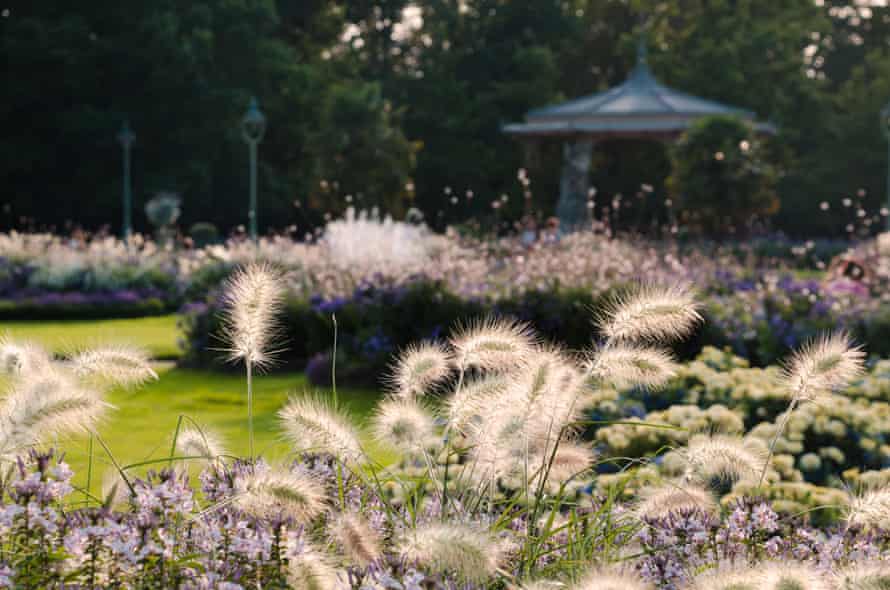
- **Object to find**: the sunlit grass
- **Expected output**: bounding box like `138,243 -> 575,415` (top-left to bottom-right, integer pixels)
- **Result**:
51,365 -> 387,495
1,315 -> 182,359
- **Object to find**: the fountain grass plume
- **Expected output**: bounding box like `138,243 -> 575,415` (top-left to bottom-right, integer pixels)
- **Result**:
371,397 -> 437,453
832,562 -> 890,590
219,262 -> 285,369
218,262 -> 284,460
0,336 -> 50,376
758,562 -> 831,590
597,283 -> 701,343
572,565 -> 653,590
782,331 -> 865,403
0,370 -> 111,458
235,467 -> 327,523
845,484 -> 890,530
176,426 -> 227,462
278,395 -> 365,464
681,434 -> 769,487
287,541 -> 341,590
328,511 -> 382,567
586,343 -> 678,390
444,374 -> 509,433
387,341 -> 452,399
397,522 -> 503,583
450,316 -> 536,372
70,344 -> 158,387
633,481 -> 717,520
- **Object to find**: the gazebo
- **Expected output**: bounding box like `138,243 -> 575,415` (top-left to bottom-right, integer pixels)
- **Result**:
503,40 -> 776,228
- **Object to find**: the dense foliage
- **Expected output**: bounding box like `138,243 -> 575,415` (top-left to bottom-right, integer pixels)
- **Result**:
3,1 -> 890,236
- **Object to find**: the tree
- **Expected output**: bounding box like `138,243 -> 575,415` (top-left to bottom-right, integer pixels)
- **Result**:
668,116 -> 780,237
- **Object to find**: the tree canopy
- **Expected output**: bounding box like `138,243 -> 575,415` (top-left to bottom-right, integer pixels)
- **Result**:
2,0 -> 889,237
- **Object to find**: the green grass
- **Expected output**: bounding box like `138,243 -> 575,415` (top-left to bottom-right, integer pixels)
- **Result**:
61,364 -> 385,496
0,314 -> 182,360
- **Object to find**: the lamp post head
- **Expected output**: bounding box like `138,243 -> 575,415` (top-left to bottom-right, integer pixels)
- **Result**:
117,120 -> 135,148
882,100 -> 890,140
242,97 -> 267,144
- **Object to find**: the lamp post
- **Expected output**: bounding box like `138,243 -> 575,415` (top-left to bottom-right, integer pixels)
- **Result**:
241,97 -> 266,243
882,101 -> 890,231
117,121 -> 135,240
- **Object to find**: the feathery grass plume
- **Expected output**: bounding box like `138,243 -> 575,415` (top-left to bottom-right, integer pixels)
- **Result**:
219,262 -> 284,461
287,542 -> 341,590
833,562 -> 890,590
450,316 -> 536,372
520,351 -> 588,446
782,331 -> 865,402
845,485 -> 890,530
681,434 -> 769,487
70,345 -> 158,387
278,395 -> 365,464
528,443 -> 595,492
759,562 -> 831,590
0,370 -> 110,457
520,581 -> 565,590
633,481 -> 717,520
0,337 -> 50,375
328,512 -> 382,567
371,397 -> 436,452
445,374 -> 509,433
175,427 -> 227,462
234,467 -> 326,523
219,262 -> 285,368
388,341 -> 452,398
398,522 -> 502,583
597,283 -> 701,343
586,343 -> 678,390
572,565 -> 653,590
685,565 -> 760,590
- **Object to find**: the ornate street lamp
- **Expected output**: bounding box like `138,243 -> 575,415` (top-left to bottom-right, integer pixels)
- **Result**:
117,121 -> 135,240
241,97 -> 266,243
882,100 -> 890,231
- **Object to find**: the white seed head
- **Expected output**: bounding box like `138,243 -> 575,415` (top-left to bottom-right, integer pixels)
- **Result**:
0,370 -> 110,457
371,397 -> 437,452
833,562 -> 890,590
450,317 -> 536,372
587,344 -> 678,390
235,467 -> 326,523
846,485 -> 890,530
176,427 -> 227,462
783,332 -> 865,402
70,345 -> 158,387
388,342 -> 452,398
573,565 -> 653,590
328,511 -> 382,567
528,443 -> 595,492
278,396 -> 364,464
287,541 -> 341,590
758,562 -> 831,590
398,522 -> 502,583
0,337 -> 50,376
219,262 -> 285,368
681,434 -> 769,487
633,481 -> 717,520
445,374 -> 509,433
598,283 -> 701,343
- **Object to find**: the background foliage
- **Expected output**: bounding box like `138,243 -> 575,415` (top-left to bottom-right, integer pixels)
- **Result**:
2,0 -> 889,236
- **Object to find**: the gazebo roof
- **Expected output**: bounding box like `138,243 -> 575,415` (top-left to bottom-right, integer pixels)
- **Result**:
504,42 -> 775,139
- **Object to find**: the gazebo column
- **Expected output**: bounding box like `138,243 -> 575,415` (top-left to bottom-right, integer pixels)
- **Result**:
555,138 -> 593,231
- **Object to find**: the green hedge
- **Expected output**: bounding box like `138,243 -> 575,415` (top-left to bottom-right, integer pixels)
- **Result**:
0,298 -> 171,320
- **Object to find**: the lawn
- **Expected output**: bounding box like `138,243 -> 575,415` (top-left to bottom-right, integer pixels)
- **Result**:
59,364 -> 384,496
1,314 -> 183,360
0,315 -> 387,495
